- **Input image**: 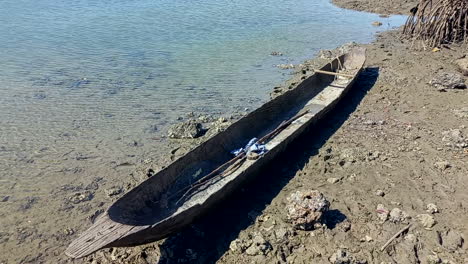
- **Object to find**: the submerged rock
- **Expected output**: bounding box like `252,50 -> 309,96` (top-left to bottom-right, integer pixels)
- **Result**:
270,51 -> 283,56
286,190 -> 330,230
168,121 -> 204,139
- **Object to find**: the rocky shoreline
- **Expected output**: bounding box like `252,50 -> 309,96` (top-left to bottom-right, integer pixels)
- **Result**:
82,29 -> 467,264
2,0 -> 466,263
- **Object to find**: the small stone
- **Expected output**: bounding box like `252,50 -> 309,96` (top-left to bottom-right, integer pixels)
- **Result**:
229,239 -> 242,253
426,203 -> 438,214
63,228 -> 74,236
434,161 -> 451,170
405,234 -> 416,242
274,227 -> 290,241
318,50 -> 333,59
375,190 -> 385,197
455,56 -> 468,76
270,51 -> 283,56
168,121 -> 204,139
389,208 -> 409,223
453,107 -> 468,119
185,248 -> 197,260
276,64 -> 295,70
372,21 -> 383,26
441,229 -> 464,252
329,249 -> 350,264
376,204 -> 389,222
327,177 -> 340,184
430,72 -> 467,91
286,190 -> 330,230
339,221 -> 352,232
245,233 -> 270,256
105,187 -> 123,197
417,214 -> 436,228
426,254 -> 441,264
442,129 -> 467,148
69,191 -> 93,204
0,196 -> 10,202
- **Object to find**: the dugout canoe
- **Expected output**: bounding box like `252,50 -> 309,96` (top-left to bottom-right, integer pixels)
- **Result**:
66,47 -> 366,258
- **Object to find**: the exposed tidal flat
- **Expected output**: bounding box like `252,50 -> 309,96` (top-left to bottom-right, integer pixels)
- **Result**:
0,0 -> 405,262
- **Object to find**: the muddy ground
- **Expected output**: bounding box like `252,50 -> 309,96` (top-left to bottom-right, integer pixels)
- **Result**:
332,0 -> 418,15
80,32 -> 467,264
2,1 -> 467,264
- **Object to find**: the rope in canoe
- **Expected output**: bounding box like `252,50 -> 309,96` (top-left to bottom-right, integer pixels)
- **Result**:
174,109 -> 312,205
168,63 -> 351,205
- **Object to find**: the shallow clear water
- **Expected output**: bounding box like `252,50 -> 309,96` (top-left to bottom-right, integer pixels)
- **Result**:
0,0 -> 405,167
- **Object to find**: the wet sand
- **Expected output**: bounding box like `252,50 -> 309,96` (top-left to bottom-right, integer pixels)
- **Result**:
1,0 -> 467,263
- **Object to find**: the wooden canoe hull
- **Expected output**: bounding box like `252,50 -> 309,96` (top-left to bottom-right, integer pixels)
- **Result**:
66,47 -> 366,258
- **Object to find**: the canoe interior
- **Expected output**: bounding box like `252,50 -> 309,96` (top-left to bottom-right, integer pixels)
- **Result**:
106,48 -> 365,226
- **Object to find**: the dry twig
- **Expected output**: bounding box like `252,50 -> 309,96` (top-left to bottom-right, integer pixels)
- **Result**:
381,224 -> 413,251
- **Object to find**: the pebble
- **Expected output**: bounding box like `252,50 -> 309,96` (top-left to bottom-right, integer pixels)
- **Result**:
0,196 -> 10,202
105,187 -> 123,197
63,228 -> 74,236
455,56 -> 468,76
426,203 -> 438,214
329,249 -> 351,264
434,161 -> 451,170
327,177 -> 340,184
276,64 -> 295,70
274,227 -> 290,241
245,234 -> 270,256
270,51 -> 283,56
440,229 -> 464,252
229,239 -> 242,253
69,191 -> 93,204
389,208 -> 409,223
417,214 -> 436,228
339,221 -> 352,232
375,190 -> 385,197
453,107 -> 468,119
405,234 -> 416,242
442,129 -> 467,148
426,254 -> 441,264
